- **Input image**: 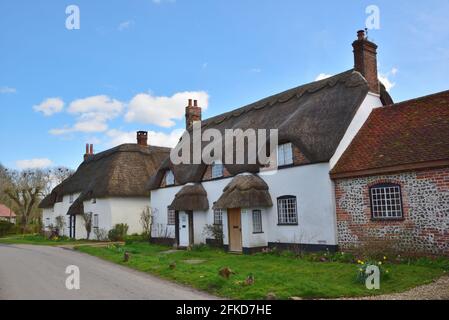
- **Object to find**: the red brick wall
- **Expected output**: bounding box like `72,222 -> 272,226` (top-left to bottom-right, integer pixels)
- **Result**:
335,167 -> 449,255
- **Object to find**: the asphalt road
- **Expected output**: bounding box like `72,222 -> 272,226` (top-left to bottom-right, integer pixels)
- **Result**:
0,244 -> 216,300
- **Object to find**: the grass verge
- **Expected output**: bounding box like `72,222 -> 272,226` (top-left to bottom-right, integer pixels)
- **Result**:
76,242 -> 449,299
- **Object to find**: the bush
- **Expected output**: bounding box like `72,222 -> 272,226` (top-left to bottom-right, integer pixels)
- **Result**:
93,228 -> 109,241
0,221 -> 15,237
125,234 -> 147,245
108,223 -> 129,241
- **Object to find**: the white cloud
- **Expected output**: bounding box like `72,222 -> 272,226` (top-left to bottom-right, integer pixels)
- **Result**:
379,68 -> 398,92
0,86 -> 17,94
106,128 -> 183,148
125,91 -> 209,128
118,20 -> 134,31
315,73 -> 333,81
51,95 -> 123,135
33,98 -> 64,116
16,158 -> 53,170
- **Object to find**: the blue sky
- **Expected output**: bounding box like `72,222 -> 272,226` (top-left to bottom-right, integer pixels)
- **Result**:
0,0 -> 448,170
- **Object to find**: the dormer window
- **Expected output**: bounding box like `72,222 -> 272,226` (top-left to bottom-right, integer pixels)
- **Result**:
165,170 -> 175,186
211,162 -> 224,179
277,143 -> 293,167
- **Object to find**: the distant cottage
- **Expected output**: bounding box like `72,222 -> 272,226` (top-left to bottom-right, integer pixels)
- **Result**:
39,132 -> 170,238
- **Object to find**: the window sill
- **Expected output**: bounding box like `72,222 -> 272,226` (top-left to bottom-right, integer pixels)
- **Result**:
252,232 -> 264,234
277,223 -> 298,226
371,218 -> 404,222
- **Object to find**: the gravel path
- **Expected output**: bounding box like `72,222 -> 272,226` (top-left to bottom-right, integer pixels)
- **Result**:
343,276 -> 449,300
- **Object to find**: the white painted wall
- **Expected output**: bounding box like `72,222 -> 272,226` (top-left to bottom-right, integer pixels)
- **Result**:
330,92 -> 383,169
150,163 -> 337,248
42,195 -> 150,240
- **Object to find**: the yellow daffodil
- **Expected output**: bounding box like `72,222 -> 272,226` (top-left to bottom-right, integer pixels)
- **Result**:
378,261 -> 382,265
383,256 -> 387,260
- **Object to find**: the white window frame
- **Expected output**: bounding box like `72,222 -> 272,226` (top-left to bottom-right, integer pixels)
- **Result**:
370,183 -> 403,219
252,210 -> 263,233
211,162 -> 224,179
167,208 -> 176,225
277,143 -> 293,167
93,214 -> 99,229
277,196 -> 298,225
165,170 -> 175,186
213,209 -> 223,225
69,194 -> 74,203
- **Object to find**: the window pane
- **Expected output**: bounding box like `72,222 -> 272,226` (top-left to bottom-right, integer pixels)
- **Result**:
370,184 -> 402,219
166,171 -> 175,185
214,209 -> 223,225
277,196 -> 298,224
252,210 -> 263,233
167,208 -> 176,225
211,163 -> 224,179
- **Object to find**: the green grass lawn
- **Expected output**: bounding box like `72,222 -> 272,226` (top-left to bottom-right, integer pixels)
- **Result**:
76,242 -> 449,299
0,234 -> 96,246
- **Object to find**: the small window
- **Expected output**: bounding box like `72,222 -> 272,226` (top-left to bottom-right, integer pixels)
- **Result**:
211,162 -> 224,179
45,217 -> 51,227
167,208 -> 176,225
93,214 -> 99,229
92,198 -> 97,204
370,183 -> 403,219
214,209 -> 223,225
252,210 -> 263,233
277,196 -> 298,225
69,194 -> 74,203
165,170 -> 175,186
277,143 -> 293,167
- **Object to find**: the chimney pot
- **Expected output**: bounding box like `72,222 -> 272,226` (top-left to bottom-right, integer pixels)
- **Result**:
353,30 -> 379,94
185,99 -> 202,129
357,30 -> 365,40
90,144 -> 94,155
137,131 -> 148,146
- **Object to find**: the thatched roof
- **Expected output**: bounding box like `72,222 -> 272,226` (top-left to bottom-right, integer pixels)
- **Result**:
39,144 -> 170,209
213,174 -> 273,209
67,194 -> 85,216
148,70 -> 393,189
169,184 -> 209,211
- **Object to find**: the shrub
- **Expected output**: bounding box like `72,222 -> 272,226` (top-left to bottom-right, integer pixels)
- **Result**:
0,221 -> 15,237
108,223 -> 129,241
125,234 -> 147,245
94,228 -> 109,241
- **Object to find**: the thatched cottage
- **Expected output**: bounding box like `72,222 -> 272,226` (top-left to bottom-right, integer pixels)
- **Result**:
147,30 -> 396,253
39,132 -> 170,239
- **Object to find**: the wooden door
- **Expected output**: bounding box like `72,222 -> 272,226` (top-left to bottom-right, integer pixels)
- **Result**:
228,208 -> 242,252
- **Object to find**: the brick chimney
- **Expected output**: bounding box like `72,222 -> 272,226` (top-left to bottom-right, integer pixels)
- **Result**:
185,99 -> 202,129
352,30 -> 379,94
137,131 -> 148,146
83,143 -> 94,161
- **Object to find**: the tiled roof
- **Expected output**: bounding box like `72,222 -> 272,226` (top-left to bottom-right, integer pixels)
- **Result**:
331,90 -> 449,178
0,203 -> 16,217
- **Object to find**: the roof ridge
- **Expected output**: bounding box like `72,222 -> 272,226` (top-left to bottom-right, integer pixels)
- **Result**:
201,69 -> 358,128
381,89 -> 449,109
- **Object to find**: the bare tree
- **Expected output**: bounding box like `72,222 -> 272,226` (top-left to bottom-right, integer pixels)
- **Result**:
140,206 -> 154,239
3,169 -> 47,232
82,212 -> 93,240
